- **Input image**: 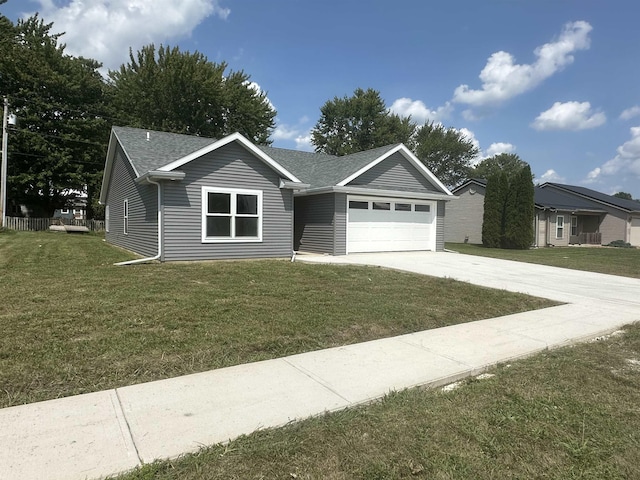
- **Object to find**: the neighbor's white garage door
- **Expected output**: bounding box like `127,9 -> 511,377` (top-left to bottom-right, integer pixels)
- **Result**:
347,196 -> 436,253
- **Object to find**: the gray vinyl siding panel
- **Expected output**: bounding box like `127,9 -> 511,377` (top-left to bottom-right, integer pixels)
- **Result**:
436,201 -> 445,251
347,152 -> 438,192
334,193 -> 347,255
104,145 -> 158,257
445,184 -> 486,244
294,193 -> 337,254
161,142 -> 293,261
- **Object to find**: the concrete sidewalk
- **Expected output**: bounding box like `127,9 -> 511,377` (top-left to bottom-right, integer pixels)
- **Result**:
2,252 -> 639,480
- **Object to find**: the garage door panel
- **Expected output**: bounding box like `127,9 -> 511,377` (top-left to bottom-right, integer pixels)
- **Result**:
347,197 -> 435,253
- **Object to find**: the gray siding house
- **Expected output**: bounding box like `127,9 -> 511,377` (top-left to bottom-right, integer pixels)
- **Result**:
100,127 -> 454,262
446,179 -> 640,247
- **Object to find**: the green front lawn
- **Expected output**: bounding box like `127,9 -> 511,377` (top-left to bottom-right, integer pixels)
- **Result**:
447,242 -> 640,278
118,324 -> 640,480
0,231 -> 555,407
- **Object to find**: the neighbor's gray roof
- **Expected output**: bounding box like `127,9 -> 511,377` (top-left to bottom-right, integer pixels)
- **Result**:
534,186 -> 606,212
541,183 -> 640,213
113,126 -> 405,189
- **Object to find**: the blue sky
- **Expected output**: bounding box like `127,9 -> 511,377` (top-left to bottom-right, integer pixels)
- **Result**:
3,0 -> 640,196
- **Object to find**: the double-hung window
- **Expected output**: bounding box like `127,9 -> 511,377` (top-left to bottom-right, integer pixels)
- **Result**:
556,215 -> 564,239
202,187 -> 262,242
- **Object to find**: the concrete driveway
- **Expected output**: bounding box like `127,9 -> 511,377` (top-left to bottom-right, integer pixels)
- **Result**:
297,251 -> 640,310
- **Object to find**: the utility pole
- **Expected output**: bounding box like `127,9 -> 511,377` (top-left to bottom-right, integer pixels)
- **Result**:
1,96 -> 8,228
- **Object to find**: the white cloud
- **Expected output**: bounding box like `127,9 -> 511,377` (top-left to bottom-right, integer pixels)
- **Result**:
585,167 -> 601,183
32,0 -> 230,72
531,101 -> 606,131
456,128 -> 515,165
589,126 -> 640,182
295,133 -> 313,151
272,124 -> 299,141
484,142 -> 516,157
620,106 -> 640,121
389,98 -> 453,124
272,118 -> 313,151
539,169 -> 565,183
453,21 -> 592,109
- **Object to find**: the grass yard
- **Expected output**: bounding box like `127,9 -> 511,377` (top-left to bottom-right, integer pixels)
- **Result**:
116,324 -> 640,480
0,231 -> 555,408
447,242 -> 640,279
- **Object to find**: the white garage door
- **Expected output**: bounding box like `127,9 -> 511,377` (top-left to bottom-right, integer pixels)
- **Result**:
347,196 -> 436,253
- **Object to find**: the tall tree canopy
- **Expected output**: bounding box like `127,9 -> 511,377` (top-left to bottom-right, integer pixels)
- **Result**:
107,44 -> 276,144
412,122 -> 480,188
469,153 -> 529,182
0,14 -> 109,217
311,88 -> 415,156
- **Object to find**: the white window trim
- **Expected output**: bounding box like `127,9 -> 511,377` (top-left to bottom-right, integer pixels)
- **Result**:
123,199 -> 129,235
556,215 -> 564,239
201,186 -> 263,243
571,215 -> 578,236
61,208 -> 70,214
105,205 -> 110,233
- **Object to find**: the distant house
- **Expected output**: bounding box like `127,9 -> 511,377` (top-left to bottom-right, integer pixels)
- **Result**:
99,127 -> 455,262
536,183 -> 640,247
53,196 -> 87,221
446,180 -> 640,247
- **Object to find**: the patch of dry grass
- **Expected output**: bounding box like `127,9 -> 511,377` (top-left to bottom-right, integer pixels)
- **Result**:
0,231 -> 555,407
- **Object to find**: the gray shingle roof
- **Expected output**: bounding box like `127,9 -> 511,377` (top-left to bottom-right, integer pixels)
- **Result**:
113,126 -> 406,189
534,186 -> 606,212
542,183 -> 640,212
113,126 -> 216,176
259,143 -> 400,188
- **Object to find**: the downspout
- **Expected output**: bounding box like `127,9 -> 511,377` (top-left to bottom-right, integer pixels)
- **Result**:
115,179 -> 162,266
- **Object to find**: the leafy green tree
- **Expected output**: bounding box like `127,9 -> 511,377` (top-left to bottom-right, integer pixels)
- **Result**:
412,122 -> 480,188
0,14 -> 109,217
311,88 -> 415,156
613,191 -> 633,201
482,172 -> 509,248
470,153 -> 529,183
503,165 -> 534,249
107,44 -> 276,144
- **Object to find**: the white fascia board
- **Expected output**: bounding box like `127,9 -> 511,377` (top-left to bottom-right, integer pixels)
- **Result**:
135,170 -> 186,184
294,185 -> 457,201
336,144 -> 453,196
99,129 -> 140,204
279,179 -> 311,190
157,132 -> 301,183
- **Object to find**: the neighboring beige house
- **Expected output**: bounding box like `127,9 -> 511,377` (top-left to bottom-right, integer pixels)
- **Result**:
445,178 -> 486,244
446,180 -> 640,247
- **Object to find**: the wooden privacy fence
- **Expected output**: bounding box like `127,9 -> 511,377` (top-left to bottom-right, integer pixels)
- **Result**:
4,217 -> 105,232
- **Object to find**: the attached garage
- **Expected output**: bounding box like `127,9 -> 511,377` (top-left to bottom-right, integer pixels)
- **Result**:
347,196 -> 436,253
